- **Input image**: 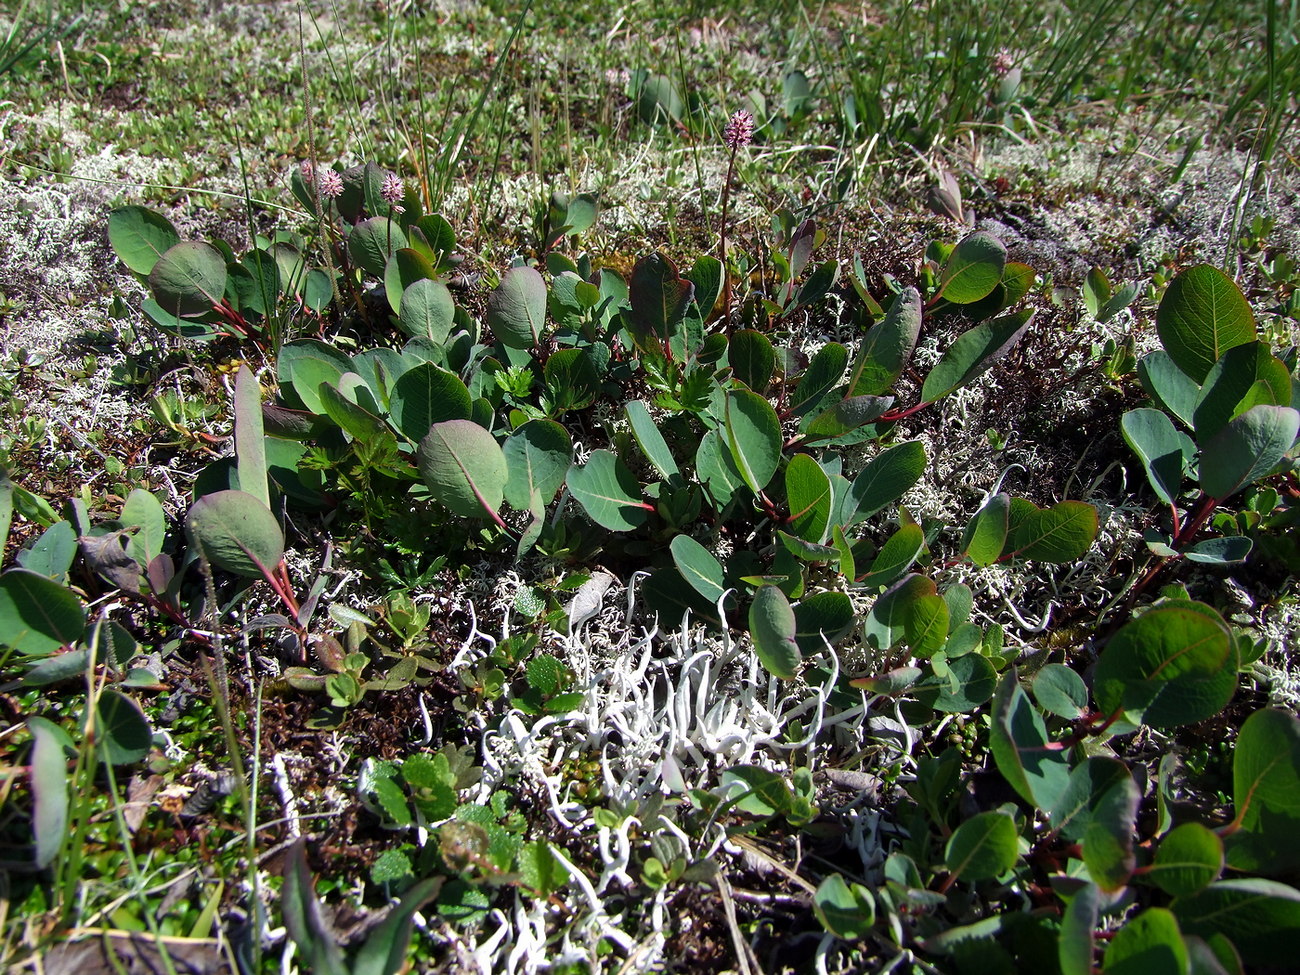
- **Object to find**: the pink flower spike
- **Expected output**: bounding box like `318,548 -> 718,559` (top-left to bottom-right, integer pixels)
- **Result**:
317,168 -> 344,199
299,160 -> 314,184
724,110 -> 754,150
381,173 -> 404,205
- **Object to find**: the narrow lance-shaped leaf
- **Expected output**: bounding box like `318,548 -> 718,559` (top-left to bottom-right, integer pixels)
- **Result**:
234,365 -> 270,508
29,716 -> 68,869
1059,883 -> 1101,975
848,287 -> 922,397
625,400 -> 679,480
920,309 -> 1034,404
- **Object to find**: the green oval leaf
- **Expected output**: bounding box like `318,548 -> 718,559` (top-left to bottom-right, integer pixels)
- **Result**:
865,573 -> 936,651
1172,879 -> 1300,968
185,490 -> 284,578
846,440 -> 927,525
1138,351 -> 1200,429
108,205 -> 180,275
1198,404 -> 1299,501
1103,908 -> 1189,975
503,420 -> 571,513
416,420 -> 506,520
670,535 -> 727,606
1093,602 -> 1236,728
278,339 -> 353,415
121,489 -> 166,566
786,454 -> 832,543
920,653 -> 998,713
1150,823 -> 1224,896
920,309 -> 1034,404
803,395 -> 893,442
93,689 -> 152,765
793,590 -> 855,655
397,277 -> 455,344
1033,663 -> 1089,718
636,74 -> 683,125
628,253 -> 694,350
1083,770 -> 1140,891
749,585 -> 800,679
685,255 -> 724,319
1050,757 -> 1136,842
384,247 -> 437,315
724,388 -> 782,493
488,266 -> 548,349
391,362 -> 472,442
813,874 -> 875,940
29,715 -> 69,868
1156,264 -> 1256,383
849,287 -> 922,396
696,428 -> 747,508
148,241 -> 227,317
790,343 -> 848,416
938,231 -> 1007,304
1122,409 -> 1194,506
1227,708 -> 1300,875
945,810 -> 1019,881
990,670 -> 1070,810
566,450 -> 649,531
1193,342 -> 1292,440
1007,500 -> 1098,563
962,492 -> 1011,566
729,329 -> 776,393
857,522 -> 925,589
347,216 -> 407,279
1060,883 -> 1102,975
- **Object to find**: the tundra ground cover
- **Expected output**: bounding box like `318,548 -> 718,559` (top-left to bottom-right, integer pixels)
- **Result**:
1,1 -> 1299,972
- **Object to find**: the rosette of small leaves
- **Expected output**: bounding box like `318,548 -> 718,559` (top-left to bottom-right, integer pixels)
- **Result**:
1121,264 -> 1299,571
814,601 -> 1300,973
